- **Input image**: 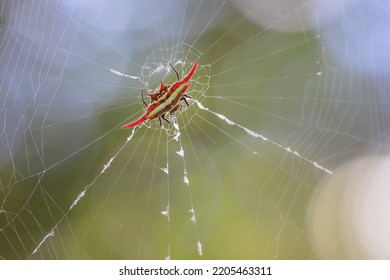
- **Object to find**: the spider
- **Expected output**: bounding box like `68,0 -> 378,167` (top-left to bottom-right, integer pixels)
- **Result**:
122,60 -> 198,128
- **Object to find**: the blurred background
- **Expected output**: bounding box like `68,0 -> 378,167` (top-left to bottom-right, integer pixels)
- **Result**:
1,0 -> 390,259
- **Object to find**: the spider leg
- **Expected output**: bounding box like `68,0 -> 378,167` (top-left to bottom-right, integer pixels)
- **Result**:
169,63 -> 180,81
182,97 -> 190,108
183,94 -> 192,99
141,89 -> 148,106
158,117 -> 162,126
161,114 -> 171,124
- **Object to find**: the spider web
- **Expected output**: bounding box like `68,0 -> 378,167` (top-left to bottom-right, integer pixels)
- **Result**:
1,0 -> 390,259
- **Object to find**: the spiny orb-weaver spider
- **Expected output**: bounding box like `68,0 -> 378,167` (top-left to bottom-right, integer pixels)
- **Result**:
122,60 -> 198,128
